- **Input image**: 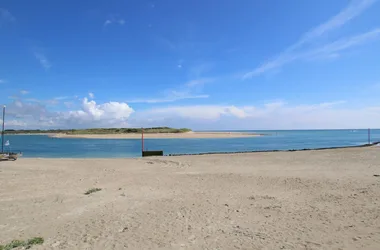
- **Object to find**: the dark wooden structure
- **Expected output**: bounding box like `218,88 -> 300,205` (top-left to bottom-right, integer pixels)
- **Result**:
142,150 -> 164,157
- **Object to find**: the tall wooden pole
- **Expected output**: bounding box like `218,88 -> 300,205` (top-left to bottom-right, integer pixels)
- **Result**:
2,105 -> 5,153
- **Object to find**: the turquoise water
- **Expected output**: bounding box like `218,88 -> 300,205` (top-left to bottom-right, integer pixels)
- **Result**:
1,129 -> 380,158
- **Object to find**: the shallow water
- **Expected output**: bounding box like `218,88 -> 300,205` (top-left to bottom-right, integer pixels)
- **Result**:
2,129 -> 379,158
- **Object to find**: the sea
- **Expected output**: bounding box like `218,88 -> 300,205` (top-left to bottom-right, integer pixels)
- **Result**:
2,129 -> 380,158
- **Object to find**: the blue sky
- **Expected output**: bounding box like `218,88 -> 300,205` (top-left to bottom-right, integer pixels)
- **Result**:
1,0 -> 380,129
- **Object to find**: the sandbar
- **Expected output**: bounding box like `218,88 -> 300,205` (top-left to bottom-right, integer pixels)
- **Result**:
50,131 -> 262,139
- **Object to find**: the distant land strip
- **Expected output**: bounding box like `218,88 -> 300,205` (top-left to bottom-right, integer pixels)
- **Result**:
4,127 -> 263,139
4,127 -> 191,134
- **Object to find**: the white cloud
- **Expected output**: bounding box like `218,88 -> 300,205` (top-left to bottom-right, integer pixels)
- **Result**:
243,0 -> 378,78
64,101 -> 74,108
60,98 -> 134,128
3,97 -> 380,130
6,100 -> 49,119
103,16 -> 125,27
104,20 -> 112,26
63,98 -> 134,124
4,98 -> 135,129
131,100 -> 380,130
0,8 -> 15,23
34,52 -> 52,70
1,119 -> 27,127
88,92 -> 95,99
20,90 -> 29,95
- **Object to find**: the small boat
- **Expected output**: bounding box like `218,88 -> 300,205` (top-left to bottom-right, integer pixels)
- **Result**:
1,105 -> 22,161
1,152 -> 21,161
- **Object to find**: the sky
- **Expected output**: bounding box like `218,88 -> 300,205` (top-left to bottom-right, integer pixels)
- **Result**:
1,0 -> 380,130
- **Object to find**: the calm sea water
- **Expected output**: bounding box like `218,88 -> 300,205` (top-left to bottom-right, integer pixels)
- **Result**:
2,129 -> 380,158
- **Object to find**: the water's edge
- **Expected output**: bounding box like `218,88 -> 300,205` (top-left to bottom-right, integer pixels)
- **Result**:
167,141 -> 380,157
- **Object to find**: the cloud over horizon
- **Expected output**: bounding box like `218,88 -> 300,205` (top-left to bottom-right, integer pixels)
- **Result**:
5,94 -> 378,130
5,97 -> 134,129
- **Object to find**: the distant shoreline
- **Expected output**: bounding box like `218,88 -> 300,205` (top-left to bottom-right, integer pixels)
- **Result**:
48,131 -> 262,139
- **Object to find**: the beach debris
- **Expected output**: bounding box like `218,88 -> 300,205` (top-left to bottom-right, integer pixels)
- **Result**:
84,188 -> 102,195
374,174 -> 380,177
119,227 -> 128,233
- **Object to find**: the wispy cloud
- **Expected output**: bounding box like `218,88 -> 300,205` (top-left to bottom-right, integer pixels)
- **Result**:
64,101 -> 74,108
54,96 -> 70,100
243,0 -> 378,79
129,78 -> 213,103
0,8 -> 15,24
185,78 -> 214,87
103,15 -> 125,27
128,93 -> 209,104
18,95 -> 73,107
0,79 -> 6,84
88,92 -> 95,99
188,62 -> 214,78
307,28 -> 380,58
34,52 -> 52,70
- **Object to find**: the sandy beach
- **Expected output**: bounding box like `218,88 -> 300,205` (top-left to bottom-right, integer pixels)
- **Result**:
1,147 -> 380,249
50,131 -> 261,139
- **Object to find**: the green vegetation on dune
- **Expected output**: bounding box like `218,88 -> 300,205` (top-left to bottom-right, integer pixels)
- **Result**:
5,127 -> 192,135
0,237 -> 44,250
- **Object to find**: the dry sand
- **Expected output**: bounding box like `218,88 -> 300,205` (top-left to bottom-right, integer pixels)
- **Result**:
1,147 -> 380,249
50,131 -> 261,139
